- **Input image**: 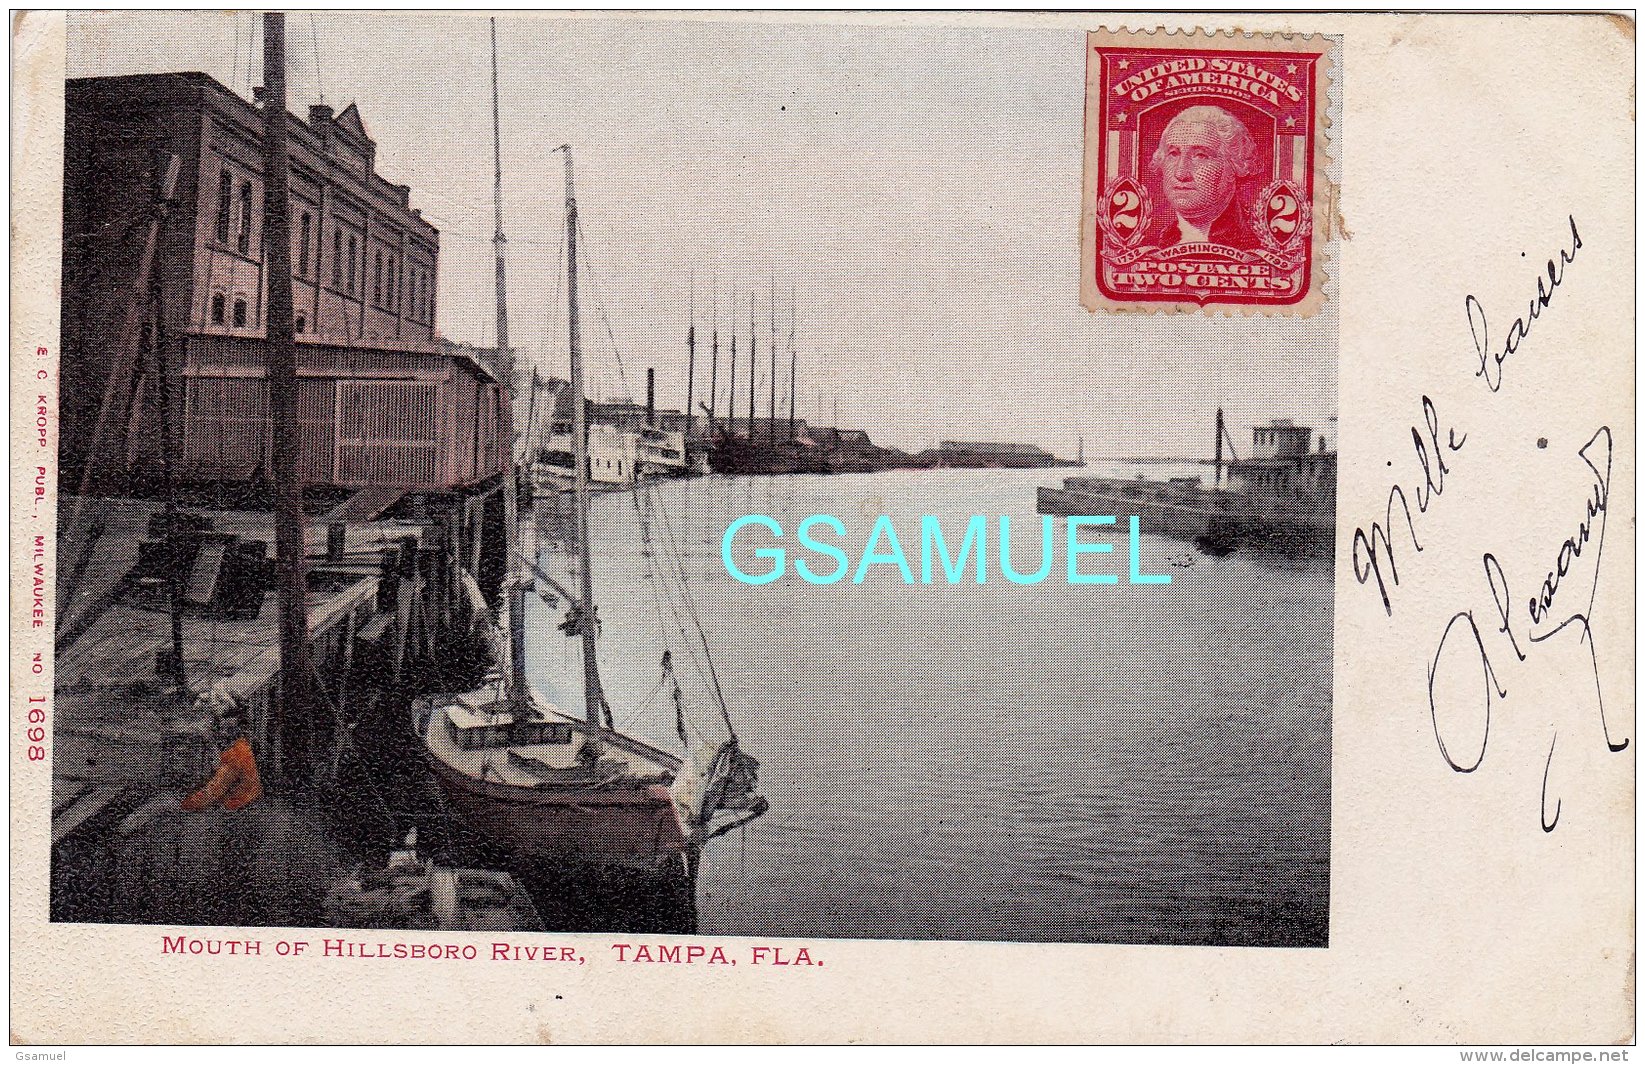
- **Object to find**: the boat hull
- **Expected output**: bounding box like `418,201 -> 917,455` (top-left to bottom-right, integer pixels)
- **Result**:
425,751 -> 691,868
707,441 -> 811,476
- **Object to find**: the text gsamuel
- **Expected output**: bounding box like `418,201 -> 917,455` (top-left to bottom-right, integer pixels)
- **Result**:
721,514 -> 1172,587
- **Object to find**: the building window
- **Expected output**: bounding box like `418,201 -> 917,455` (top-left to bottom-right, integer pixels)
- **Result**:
237,181 -> 253,255
216,170 -> 233,244
385,258 -> 395,311
373,250 -> 383,305
332,231 -> 343,287
295,313 -> 306,334
298,212 -> 311,278
425,275 -> 433,322
210,293 -> 225,325
232,298 -> 247,328
347,235 -> 357,294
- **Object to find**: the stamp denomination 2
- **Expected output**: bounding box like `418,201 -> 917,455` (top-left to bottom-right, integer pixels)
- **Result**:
1082,29 -> 1334,315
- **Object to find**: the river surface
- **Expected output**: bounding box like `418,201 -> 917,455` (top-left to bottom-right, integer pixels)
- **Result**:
523,467 -> 1331,947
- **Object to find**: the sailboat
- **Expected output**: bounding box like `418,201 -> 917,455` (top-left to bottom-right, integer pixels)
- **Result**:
706,283 -> 818,475
415,139 -> 765,875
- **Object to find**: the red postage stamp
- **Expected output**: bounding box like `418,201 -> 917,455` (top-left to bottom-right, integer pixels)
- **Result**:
1081,29 -> 1334,315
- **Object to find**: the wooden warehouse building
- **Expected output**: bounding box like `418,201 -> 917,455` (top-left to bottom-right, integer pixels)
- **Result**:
60,71 -> 509,496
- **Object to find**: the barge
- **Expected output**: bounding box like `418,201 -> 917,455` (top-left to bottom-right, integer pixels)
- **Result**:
1038,414 -> 1336,558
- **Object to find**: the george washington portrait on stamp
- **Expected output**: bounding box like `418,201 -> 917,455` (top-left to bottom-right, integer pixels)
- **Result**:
1147,104 -> 1263,250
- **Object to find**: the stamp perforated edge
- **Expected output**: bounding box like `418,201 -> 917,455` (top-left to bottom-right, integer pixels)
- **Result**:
1079,26 -> 1340,318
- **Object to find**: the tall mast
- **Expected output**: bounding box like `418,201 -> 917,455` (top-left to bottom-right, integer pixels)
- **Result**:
262,12 -> 314,782
767,276 -> 777,447
707,271 -> 718,435
787,282 -> 796,443
491,17 -> 527,704
1214,407 -> 1224,488
747,289 -> 756,438
727,283 -> 737,439
558,146 -> 603,731
685,270 -> 696,442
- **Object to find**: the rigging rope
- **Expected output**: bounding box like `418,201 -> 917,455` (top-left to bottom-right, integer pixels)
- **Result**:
650,498 -> 713,705
579,225 -> 720,747
545,203 -> 742,749
628,473 -> 734,742
653,485 -> 736,739
571,216 -> 636,405
629,481 -> 710,746
542,221 -> 567,383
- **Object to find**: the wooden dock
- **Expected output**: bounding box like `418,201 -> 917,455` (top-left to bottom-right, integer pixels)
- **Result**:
50,487 -> 508,925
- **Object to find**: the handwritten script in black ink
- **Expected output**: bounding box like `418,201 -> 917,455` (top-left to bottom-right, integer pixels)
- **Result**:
1357,214 -> 1620,831
1466,215 -> 1583,393
1427,427 -> 1624,832
1350,396 -> 1467,616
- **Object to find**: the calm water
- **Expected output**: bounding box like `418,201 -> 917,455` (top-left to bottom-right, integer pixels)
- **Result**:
524,468 -> 1331,947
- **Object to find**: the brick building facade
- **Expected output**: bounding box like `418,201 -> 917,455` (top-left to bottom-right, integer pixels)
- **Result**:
61,72 -> 507,493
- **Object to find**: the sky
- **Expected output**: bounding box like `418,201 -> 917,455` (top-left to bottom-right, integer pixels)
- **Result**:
66,11 -> 1337,455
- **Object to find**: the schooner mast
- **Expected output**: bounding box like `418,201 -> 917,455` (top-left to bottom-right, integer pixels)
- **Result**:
491,17 -> 528,706
787,283 -> 797,443
727,283 -> 737,440
747,289 -> 757,438
556,145 -> 604,734
768,276 -> 777,446
685,271 -> 696,444
707,273 -> 718,436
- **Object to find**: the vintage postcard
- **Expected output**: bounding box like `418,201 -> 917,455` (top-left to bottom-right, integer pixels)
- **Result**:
9,9 -> 1634,1046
